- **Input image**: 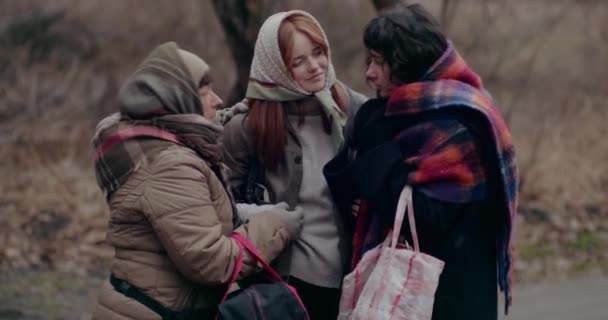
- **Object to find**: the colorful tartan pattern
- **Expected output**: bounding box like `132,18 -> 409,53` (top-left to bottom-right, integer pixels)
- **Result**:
92,113 -> 224,201
385,43 -> 518,308
355,42 -> 518,313
397,119 -> 487,202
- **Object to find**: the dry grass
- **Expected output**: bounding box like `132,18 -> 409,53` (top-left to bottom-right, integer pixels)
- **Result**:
0,0 -> 607,280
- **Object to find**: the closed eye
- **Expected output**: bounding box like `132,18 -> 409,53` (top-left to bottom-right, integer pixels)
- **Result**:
291,58 -> 304,68
313,47 -> 323,56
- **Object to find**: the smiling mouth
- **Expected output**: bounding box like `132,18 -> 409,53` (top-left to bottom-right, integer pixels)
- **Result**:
308,73 -> 324,81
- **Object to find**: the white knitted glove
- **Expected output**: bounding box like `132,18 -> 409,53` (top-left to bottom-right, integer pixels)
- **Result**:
267,203 -> 304,239
237,202 -> 304,239
215,99 -> 250,125
235,203 -> 276,221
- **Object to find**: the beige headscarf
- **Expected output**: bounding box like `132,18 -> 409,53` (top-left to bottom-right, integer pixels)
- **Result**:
118,42 -> 210,118
246,10 -> 347,147
178,49 -> 210,87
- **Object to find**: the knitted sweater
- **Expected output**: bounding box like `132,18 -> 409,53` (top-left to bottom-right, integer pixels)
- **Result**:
287,114 -> 344,288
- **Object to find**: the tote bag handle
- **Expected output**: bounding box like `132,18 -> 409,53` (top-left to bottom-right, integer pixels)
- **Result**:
390,185 -> 420,252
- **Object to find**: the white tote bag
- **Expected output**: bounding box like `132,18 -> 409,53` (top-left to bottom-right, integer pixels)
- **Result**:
338,185 -> 445,320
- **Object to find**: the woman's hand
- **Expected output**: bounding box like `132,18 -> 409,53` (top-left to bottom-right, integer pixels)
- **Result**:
352,198 -> 362,217
267,202 -> 304,239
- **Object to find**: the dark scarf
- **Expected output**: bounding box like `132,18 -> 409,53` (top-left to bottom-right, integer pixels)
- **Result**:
326,42 -> 518,312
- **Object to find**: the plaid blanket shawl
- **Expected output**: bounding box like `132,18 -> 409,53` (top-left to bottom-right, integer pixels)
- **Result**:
355,42 -> 518,312
92,113 -> 224,201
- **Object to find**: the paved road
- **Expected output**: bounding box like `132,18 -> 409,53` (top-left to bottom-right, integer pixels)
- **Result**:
1,269 -> 606,319
500,275 -> 608,320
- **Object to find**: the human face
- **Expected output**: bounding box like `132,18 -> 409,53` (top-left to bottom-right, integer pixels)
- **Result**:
198,84 -> 223,120
365,50 -> 396,98
288,31 -> 328,93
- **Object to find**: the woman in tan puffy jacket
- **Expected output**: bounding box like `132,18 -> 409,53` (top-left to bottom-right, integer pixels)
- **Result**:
91,42 -> 303,320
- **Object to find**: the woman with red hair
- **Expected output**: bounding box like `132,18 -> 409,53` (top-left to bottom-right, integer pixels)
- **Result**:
222,10 -> 366,319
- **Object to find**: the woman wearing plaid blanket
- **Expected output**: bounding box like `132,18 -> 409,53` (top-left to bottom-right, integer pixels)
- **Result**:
324,4 -> 518,320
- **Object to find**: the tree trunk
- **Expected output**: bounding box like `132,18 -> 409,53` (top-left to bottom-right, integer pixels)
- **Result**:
210,0 -> 271,106
371,0 -> 406,11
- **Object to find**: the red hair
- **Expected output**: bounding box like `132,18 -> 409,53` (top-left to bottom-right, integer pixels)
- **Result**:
279,14 -> 329,73
248,14 -> 347,170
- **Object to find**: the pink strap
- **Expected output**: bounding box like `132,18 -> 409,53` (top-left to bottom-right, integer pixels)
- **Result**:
231,233 -> 284,281
390,185 -> 419,252
220,237 -> 245,303
95,126 -> 183,160
406,188 -> 419,251
219,233 -> 286,304
220,233 -> 310,320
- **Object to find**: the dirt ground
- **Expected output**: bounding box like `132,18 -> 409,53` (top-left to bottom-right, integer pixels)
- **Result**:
0,268 -> 104,320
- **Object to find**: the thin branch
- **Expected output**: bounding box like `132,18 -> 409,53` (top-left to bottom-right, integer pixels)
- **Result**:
504,3 -> 569,125
440,0 -> 459,30
43,58 -> 81,106
518,96 -> 570,194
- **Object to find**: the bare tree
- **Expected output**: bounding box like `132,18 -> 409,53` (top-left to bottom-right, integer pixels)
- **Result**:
439,0 -> 460,29
371,0 -> 405,11
211,0 -> 279,106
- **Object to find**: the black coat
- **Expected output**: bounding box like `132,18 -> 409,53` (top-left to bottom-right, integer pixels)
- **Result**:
324,98 -> 499,320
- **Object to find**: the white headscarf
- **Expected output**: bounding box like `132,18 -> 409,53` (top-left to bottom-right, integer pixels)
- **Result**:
246,10 -> 346,147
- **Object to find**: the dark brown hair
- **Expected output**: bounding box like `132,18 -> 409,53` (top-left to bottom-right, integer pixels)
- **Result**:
364,4 -> 447,84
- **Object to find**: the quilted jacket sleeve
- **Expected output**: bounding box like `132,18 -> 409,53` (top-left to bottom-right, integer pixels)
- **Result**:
138,148 -> 291,286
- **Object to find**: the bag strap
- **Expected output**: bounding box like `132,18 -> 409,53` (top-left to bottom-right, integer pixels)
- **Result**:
110,274 -> 176,319
110,274 -> 213,320
231,233 -> 285,281
219,233 -> 286,304
391,185 -> 420,252
219,236 -> 245,303
95,125 -> 183,160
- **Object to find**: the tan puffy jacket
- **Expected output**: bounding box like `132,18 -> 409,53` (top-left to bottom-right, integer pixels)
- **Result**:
92,141 -> 291,320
